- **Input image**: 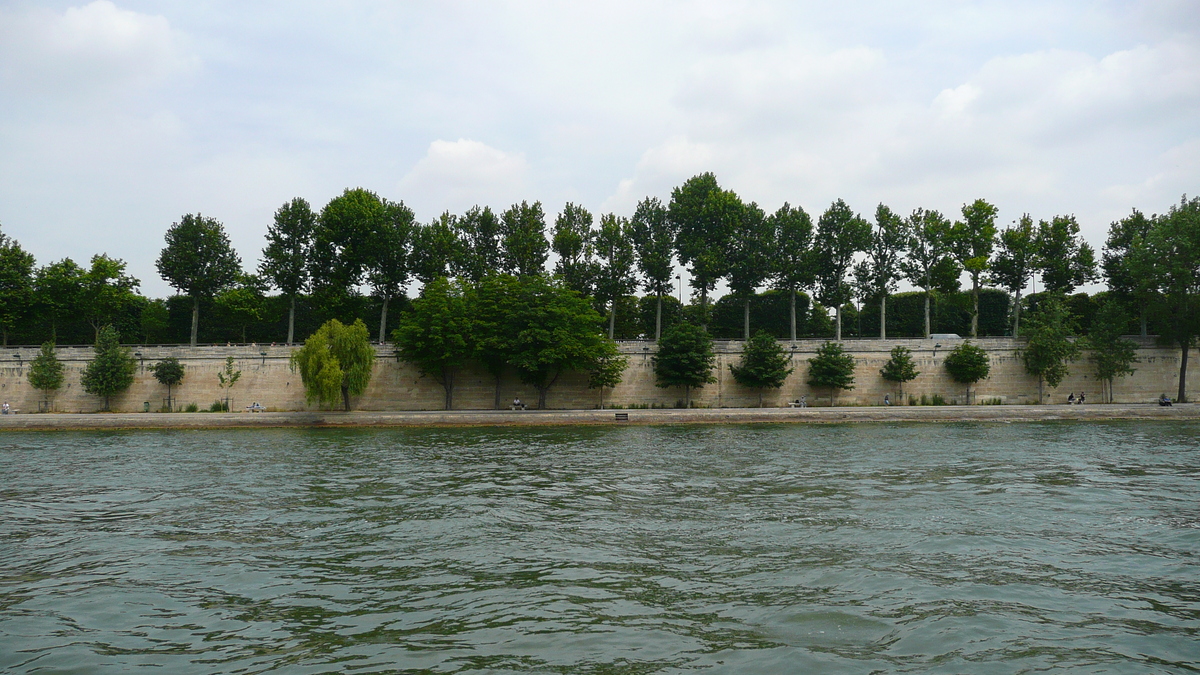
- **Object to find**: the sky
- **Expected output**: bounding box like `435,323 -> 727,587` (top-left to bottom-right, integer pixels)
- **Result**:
0,0 -> 1197,298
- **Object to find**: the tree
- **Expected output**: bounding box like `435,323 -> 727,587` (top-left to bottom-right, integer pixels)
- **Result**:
1021,295 -> 1080,403
500,201 -> 549,277
730,330 -> 793,406
157,214 -> 242,346
140,299 -> 170,344
149,357 -> 185,411
81,254 -> 141,342
551,202 -> 596,296
213,275 -> 267,343
259,197 -> 315,345
1102,209 -> 1155,337
943,341 -> 990,404
671,174 -> 737,325
629,197 -> 677,341
28,341 -> 64,409
0,227 -> 35,346
410,212 -> 458,288
473,274 -> 522,409
726,201 -> 773,340
855,204 -> 908,339
453,206 -> 504,284
593,214 -> 638,339
392,277 -> 474,410
588,344 -> 628,409
216,355 -> 241,411
80,326 -> 136,411
990,214 -> 1037,337
367,200 -> 415,342
33,258 -> 83,342
899,208 -> 960,338
290,318 -> 376,411
1036,215 -> 1097,294
654,322 -> 716,407
880,348 -> 917,403
1130,195 -> 1200,402
311,188 -> 386,293
807,341 -> 856,406
770,203 -> 816,342
814,199 -> 871,341
949,199 -> 999,337
1085,299 -> 1138,403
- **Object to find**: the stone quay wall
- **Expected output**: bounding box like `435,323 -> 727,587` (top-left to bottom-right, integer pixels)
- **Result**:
0,337 -> 1194,413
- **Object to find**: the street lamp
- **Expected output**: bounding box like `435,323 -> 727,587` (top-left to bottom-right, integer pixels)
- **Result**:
260,349 -> 268,366
676,274 -> 682,304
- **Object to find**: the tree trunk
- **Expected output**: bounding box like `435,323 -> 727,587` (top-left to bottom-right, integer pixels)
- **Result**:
287,295 -> 296,345
789,290 -> 797,342
537,386 -> 548,410
443,368 -> 453,410
655,292 -> 663,341
835,304 -> 842,341
341,384 -> 351,411
685,384 -> 691,408
743,297 -> 751,341
758,390 -> 763,407
378,295 -> 390,344
1178,338 -> 1189,403
1039,376 -> 1044,405
700,286 -> 708,329
924,291 -> 931,338
493,373 -> 502,410
971,276 -> 980,338
608,300 -> 616,340
1140,311 -> 1147,338
1,326 -> 6,347
1013,289 -> 1022,337
190,296 -> 200,347
880,295 -> 887,340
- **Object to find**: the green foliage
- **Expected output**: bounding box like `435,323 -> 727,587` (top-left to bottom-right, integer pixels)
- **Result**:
0,226 -> 35,346
140,299 -> 170,343
410,211 -> 458,287
28,341 -> 64,394
899,208 -> 960,337
81,326 -> 136,410
217,355 -> 241,398
184,402 -> 199,413
209,400 -> 229,412
638,294 -> 685,339
670,174 -> 740,320
730,331 -> 794,404
291,319 -> 376,410
594,214 -> 638,338
1036,215 -> 1097,294
769,203 -> 816,341
854,204 -> 908,338
950,199 -> 999,337
312,188 -> 386,291
156,213 -> 241,345
1085,300 -> 1138,402
726,202 -> 774,338
880,346 -> 919,384
453,206 -> 504,284
150,357 -> 185,387
943,341 -> 991,404
552,202 -> 596,296
214,275 -> 267,343
628,197 -> 676,321
33,258 -> 82,342
259,197 -> 315,298
1022,295 -> 1081,400
806,341 -> 856,404
588,345 -> 629,409
500,201 -> 549,277
654,322 -> 717,404
1102,208 -> 1155,336
814,199 -> 871,338
991,214 -> 1037,336
392,277 -> 474,409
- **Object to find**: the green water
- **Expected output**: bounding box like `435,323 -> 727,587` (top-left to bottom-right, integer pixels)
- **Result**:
1,423 -> 1197,673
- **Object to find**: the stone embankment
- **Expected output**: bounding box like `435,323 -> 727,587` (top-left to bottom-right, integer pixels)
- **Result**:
1,404 -> 1196,431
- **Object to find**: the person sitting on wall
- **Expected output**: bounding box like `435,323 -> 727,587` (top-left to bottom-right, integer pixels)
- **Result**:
512,397 -> 526,410
800,395 -> 807,408
1,401 -> 8,414
884,394 -> 891,406
1077,392 -> 1085,404
1067,393 -> 1075,404
1159,394 -> 1173,407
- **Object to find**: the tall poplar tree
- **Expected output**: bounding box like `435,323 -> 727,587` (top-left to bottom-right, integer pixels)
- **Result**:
593,214 -> 637,339
726,201 -> 773,340
157,214 -> 240,347
814,199 -> 870,341
501,201 -> 549,277
670,173 -> 736,325
0,227 -> 35,346
770,203 -> 816,342
1035,215 -> 1097,294
453,205 -> 504,284
366,200 -> 415,342
899,208 -> 959,338
1102,209 -> 1155,337
552,202 -> 597,296
990,215 -> 1037,337
854,204 -> 908,339
411,212 -> 460,289
949,199 -> 999,337
259,197 -> 315,345
311,188 -> 386,293
629,197 -> 676,341
33,258 -> 83,342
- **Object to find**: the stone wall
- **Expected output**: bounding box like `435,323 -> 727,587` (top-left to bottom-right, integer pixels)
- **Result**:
0,338 -> 1194,413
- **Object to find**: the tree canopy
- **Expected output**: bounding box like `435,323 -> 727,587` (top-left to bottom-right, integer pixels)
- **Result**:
157,213 -> 241,346
730,330 -> 793,406
1021,295 -> 1080,403
392,277 -> 474,410
291,318 -> 376,410
28,341 -> 64,398
943,341 -> 991,403
629,197 -> 676,340
654,321 -> 716,406
81,326 -> 136,410
814,199 -> 870,340
259,197 -> 315,344
807,341 -> 856,405
950,199 -> 999,337
1085,299 -> 1138,403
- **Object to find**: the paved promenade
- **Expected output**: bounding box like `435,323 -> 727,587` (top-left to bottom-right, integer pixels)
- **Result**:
0,404 -> 1197,430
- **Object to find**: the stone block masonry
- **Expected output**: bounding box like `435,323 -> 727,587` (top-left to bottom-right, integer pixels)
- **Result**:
0,338 -> 1194,413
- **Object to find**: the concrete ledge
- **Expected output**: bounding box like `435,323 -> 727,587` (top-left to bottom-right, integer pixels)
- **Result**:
1,404 -> 1197,430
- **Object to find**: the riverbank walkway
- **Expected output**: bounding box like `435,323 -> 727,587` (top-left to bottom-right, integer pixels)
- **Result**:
0,404 -> 1197,430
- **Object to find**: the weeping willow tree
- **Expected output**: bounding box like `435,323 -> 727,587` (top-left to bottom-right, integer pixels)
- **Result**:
290,319 -> 376,411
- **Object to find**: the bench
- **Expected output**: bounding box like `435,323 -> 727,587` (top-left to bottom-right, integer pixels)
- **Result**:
245,404 -> 265,413
614,412 -> 629,422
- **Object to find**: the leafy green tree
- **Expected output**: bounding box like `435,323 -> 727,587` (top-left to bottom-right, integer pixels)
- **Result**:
149,357 -> 185,410
157,214 -> 242,346
1036,215 -> 1097,294
217,355 -> 241,410
1102,208 -> 1155,337
807,341 -> 856,406
730,330 -> 793,406
588,343 -> 628,408
453,206 -> 504,284
814,199 -> 871,341
594,213 -> 638,339
311,188 -> 386,293
473,273 -> 523,408
81,326 -> 136,411
259,197 -> 315,345
500,201 -> 549,277
33,258 -> 83,342
367,200 -> 415,342
0,227 -> 35,346
410,211 -> 459,288
949,199 -> 999,337
214,274 -> 267,343
1130,195 -> 1200,402
943,341 -> 991,404
28,341 -> 64,408
291,318 -> 376,411
726,201 -> 773,340
139,299 -> 170,344
1085,299 -> 1138,403
990,214 -> 1037,337
671,173 -> 738,326
629,197 -> 677,341
855,204 -> 908,339
1021,295 -> 1080,403
552,202 -> 596,296
879,345 -> 919,402
654,321 -> 716,407
392,277 -> 474,410
81,254 -> 140,342
900,208 -> 960,338
770,203 -> 816,342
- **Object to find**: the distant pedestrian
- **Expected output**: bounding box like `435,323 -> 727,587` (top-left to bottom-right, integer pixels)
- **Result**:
1078,392 -> 1085,404
884,394 -> 891,406
1,401 -> 8,415
800,395 -> 807,408
1067,393 -> 1075,404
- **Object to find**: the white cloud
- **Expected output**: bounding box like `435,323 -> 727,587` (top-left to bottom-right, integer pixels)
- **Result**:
398,139 -> 530,218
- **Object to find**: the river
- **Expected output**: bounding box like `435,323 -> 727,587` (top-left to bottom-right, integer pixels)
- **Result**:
1,422 -> 1197,673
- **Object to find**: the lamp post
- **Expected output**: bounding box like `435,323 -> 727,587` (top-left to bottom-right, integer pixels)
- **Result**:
676,274 -> 682,304
260,350 -> 268,366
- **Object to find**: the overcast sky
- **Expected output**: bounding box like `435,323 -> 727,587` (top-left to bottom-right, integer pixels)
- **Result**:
1,0 -> 1197,298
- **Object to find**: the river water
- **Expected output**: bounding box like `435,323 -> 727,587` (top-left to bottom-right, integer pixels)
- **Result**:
1,422 -> 1197,673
